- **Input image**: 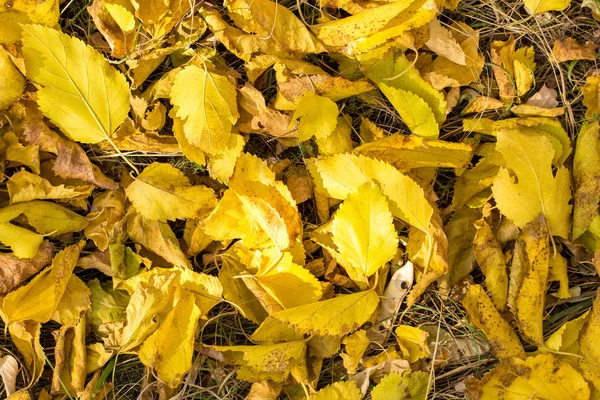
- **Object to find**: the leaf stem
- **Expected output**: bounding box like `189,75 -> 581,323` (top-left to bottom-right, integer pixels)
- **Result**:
104,136 -> 140,175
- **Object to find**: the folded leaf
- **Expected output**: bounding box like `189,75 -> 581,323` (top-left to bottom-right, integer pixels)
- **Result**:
473,219 -> 508,311
139,291 -> 201,388
573,122 -> 600,240
354,134 -> 473,171
126,162 -> 217,222
378,85 -> 439,139
578,288 -> 600,391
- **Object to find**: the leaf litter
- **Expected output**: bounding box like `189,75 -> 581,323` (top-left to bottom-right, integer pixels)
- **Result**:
0,0 -> 600,398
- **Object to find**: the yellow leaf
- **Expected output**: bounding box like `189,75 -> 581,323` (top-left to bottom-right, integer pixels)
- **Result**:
332,182 -> 399,278
465,354 -> 590,400
523,0 -> 570,14
21,25 -> 130,143
6,321 -> 45,385
573,122 -> 600,240
446,207 -> 481,285
170,65 -> 239,154
254,251 -> 323,309
0,222 -> 43,259
462,284 -> 525,359
274,74 -> 374,110
206,133 -> 245,184
463,96 -> 505,114
7,169 -> 93,203
311,0 -> 433,52
271,290 -> 379,336
219,250 -> 269,324
51,315 -> 87,395
311,380 -> 362,400
378,85 -> 439,139
2,241 -> 84,323
513,59 -> 534,96
341,330 -> 370,374
139,291 -> 201,388
473,219 -> 508,311
544,310 -> 590,354
511,215 -> 550,344
53,275 -> 91,327
226,0 -> 325,56
552,37 -> 598,62
88,279 -> 129,330
251,316 -> 304,343
199,7 -> 259,62
0,200 -> 88,236
511,104 -> 565,117
549,252 -> 570,299
85,190 -> 127,251
310,154 -> 433,233
291,93 -> 339,141
0,0 -> 59,44
6,389 -> 32,400
365,51 -> 446,124
425,19 -> 467,65
119,271 -> 179,352
212,341 -> 307,383
579,289 -> 600,391
317,115 -> 354,155
492,129 -> 571,238
104,2 -> 136,32
584,76 -> 600,119
371,371 -> 430,400
126,162 -> 216,222
126,211 -> 191,268
463,117 -> 571,166
394,325 -> 430,362
0,49 -> 25,110
354,134 -> 473,171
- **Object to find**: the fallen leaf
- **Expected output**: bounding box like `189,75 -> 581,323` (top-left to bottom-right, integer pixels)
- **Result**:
139,291 -> 201,388
510,215 -> 550,344
395,325 -> 430,362
473,218 -> 508,311
21,25 -> 130,144
492,128 -> 571,238
311,380 -> 362,400
354,134 -> 473,171
462,284 -> 525,359
465,353 -> 590,399
371,371 -> 430,400
0,240 -> 53,294
523,0 -> 571,14
170,64 -> 239,155
578,288 -> 600,391
341,330 -> 370,374
291,93 -> 339,141
0,49 -> 25,110
126,162 -> 217,222
573,122 -> 600,241
331,182 -> 399,279
552,37 -> 597,62
271,290 -> 380,336
0,355 -> 19,396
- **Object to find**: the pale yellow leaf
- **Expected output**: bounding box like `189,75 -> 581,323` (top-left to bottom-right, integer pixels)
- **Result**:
291,93 -> 339,141
331,182 -> 398,278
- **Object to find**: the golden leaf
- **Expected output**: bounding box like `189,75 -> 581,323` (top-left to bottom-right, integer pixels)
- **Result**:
473,218 -> 508,311
311,381 -> 362,400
